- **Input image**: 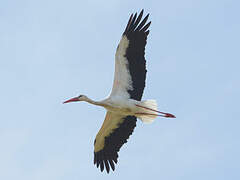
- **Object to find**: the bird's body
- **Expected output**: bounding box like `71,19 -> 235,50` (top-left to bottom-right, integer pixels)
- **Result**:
101,97 -> 138,115
63,10 -> 175,173
73,95 -> 159,121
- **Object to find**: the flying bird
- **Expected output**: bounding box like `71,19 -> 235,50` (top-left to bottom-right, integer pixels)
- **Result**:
63,9 -> 175,173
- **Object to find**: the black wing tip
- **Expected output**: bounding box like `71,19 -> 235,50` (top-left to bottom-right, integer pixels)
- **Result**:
124,10 -> 151,36
94,151 -> 117,173
141,21 -> 151,32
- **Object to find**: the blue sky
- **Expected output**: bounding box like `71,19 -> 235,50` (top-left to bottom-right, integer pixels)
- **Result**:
1,0 -> 240,179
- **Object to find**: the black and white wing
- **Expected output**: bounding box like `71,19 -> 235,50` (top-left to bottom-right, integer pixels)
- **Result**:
110,9 -> 151,101
94,112 -> 137,173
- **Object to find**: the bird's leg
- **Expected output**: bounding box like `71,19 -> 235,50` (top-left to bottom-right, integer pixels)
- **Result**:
135,112 -> 166,117
135,104 -> 175,118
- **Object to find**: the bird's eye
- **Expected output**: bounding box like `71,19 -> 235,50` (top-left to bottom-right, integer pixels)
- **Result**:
78,95 -> 83,98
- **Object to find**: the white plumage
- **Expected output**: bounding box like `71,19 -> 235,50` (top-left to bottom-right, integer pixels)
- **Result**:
138,100 -> 158,123
111,36 -> 132,98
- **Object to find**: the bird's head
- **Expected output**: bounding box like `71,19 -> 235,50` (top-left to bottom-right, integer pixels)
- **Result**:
63,94 -> 88,104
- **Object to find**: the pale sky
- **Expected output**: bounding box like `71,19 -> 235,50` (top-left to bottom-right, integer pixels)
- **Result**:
1,0 -> 240,179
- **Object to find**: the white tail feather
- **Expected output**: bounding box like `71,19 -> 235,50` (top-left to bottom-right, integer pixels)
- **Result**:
137,100 -> 158,124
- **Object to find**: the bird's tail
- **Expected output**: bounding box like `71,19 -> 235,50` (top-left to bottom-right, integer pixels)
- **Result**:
137,100 -> 158,124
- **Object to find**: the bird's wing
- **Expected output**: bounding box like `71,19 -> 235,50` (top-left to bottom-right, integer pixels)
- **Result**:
94,111 -> 137,173
110,9 -> 151,101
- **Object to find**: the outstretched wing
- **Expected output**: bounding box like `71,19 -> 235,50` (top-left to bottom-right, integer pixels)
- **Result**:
94,112 -> 137,173
110,9 -> 151,101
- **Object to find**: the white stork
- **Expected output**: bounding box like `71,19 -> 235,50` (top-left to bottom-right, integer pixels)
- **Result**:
63,9 -> 175,173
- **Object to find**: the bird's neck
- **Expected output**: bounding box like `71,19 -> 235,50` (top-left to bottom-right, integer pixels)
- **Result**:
84,97 -> 105,107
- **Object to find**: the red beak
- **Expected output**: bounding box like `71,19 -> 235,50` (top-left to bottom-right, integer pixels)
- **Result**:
63,97 -> 79,104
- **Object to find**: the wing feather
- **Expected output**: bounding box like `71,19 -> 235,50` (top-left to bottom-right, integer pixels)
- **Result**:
94,112 -> 137,173
110,9 -> 150,101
